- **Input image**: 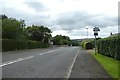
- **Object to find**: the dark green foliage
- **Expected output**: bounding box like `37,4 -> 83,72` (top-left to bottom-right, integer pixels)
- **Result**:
25,25 -> 52,42
85,42 -> 93,49
2,17 -> 25,39
81,41 -> 93,49
90,40 -> 95,48
2,15 -> 51,51
0,14 -> 8,19
27,40 -> 40,49
2,39 -> 26,51
52,35 -> 70,45
2,39 -> 49,51
70,40 -> 79,46
97,35 -> 120,60
90,37 -> 101,48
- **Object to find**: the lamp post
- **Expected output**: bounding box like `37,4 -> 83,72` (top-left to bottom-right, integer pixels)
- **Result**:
93,27 -> 100,55
86,27 -> 88,38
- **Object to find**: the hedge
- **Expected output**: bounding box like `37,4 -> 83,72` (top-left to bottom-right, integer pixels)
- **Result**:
97,35 -> 120,60
2,39 -> 49,51
81,41 -> 93,50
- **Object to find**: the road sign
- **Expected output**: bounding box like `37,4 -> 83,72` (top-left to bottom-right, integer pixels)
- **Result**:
93,27 -> 100,36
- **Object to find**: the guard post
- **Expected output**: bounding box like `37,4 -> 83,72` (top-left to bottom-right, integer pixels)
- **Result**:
93,27 -> 100,55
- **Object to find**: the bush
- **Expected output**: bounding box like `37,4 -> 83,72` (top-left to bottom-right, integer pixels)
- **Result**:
97,35 -> 120,60
85,42 -> 93,49
27,40 -> 40,49
2,39 -> 49,51
81,41 -> 93,50
2,39 -> 17,51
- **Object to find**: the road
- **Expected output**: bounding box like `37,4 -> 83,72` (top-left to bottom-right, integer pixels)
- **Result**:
2,47 -> 110,79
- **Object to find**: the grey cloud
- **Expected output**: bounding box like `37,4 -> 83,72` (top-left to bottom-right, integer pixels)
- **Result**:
2,7 -> 29,20
24,2 -> 49,12
2,7 -> 51,27
85,16 -> 117,27
53,11 -> 117,31
3,7 -> 117,33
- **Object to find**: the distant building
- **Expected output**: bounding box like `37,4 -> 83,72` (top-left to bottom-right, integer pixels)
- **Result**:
109,33 -> 120,37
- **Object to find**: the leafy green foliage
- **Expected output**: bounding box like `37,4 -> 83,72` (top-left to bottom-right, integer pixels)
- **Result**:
2,15 -> 52,51
81,41 -> 93,49
2,16 -> 26,39
70,40 -> 80,46
52,35 -> 70,45
97,35 -> 120,60
2,39 -> 49,51
25,25 -> 52,43
90,37 -> 102,48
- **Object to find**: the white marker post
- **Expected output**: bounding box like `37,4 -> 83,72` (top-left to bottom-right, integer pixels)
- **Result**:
93,27 -> 100,55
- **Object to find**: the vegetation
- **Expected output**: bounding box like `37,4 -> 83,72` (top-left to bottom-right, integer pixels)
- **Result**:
25,25 -> 52,43
2,14 -> 75,51
89,51 -> 119,79
90,37 -> 101,48
81,41 -> 93,49
97,35 -> 120,60
52,35 -> 70,45
2,14 -> 52,51
2,17 -> 25,39
69,40 -> 80,46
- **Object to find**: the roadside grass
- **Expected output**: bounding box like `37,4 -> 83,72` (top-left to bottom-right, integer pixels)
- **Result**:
87,50 -> 119,79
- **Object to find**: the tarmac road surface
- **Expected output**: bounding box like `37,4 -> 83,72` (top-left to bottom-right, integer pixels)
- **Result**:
2,47 -> 110,79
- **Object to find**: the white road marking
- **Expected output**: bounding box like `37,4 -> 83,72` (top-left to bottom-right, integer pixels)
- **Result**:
38,48 -> 62,56
64,50 -> 79,79
1,48 -> 63,67
0,56 -> 34,67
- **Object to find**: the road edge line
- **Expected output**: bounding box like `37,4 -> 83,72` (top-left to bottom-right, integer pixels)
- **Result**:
64,50 -> 79,79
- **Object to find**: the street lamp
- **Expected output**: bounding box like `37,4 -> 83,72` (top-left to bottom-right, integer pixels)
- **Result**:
93,27 -> 100,55
86,27 -> 88,38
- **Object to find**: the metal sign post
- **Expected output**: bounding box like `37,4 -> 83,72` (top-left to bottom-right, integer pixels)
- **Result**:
93,27 -> 100,55
94,35 -> 97,55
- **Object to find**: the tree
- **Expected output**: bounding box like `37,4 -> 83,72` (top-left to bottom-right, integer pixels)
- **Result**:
0,14 -> 8,20
52,35 -> 70,45
25,25 -> 52,43
2,17 -> 25,39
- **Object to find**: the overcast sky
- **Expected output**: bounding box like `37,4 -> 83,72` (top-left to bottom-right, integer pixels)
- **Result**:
1,0 -> 119,39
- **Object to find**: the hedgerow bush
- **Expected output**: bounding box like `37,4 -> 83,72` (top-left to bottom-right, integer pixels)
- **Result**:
27,40 -> 40,49
2,39 -> 49,51
2,39 -> 17,51
81,41 -> 93,50
97,35 -> 120,60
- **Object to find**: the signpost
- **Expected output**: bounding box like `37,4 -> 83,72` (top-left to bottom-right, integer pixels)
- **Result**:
93,27 -> 100,55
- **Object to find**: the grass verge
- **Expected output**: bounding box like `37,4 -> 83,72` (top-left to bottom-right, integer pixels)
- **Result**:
87,50 -> 119,79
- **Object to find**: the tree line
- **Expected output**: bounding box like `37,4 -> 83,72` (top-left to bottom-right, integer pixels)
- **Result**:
2,15 -> 52,44
1,14 -> 80,50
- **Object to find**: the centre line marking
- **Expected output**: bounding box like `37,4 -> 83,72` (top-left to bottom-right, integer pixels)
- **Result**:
1,48 -> 63,67
38,48 -> 62,56
0,56 -> 34,67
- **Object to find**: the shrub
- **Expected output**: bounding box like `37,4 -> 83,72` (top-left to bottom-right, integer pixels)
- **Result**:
2,39 -> 17,51
27,40 -> 40,49
2,39 -> 49,51
97,35 -> 120,60
85,42 -> 93,49
81,41 -> 93,50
